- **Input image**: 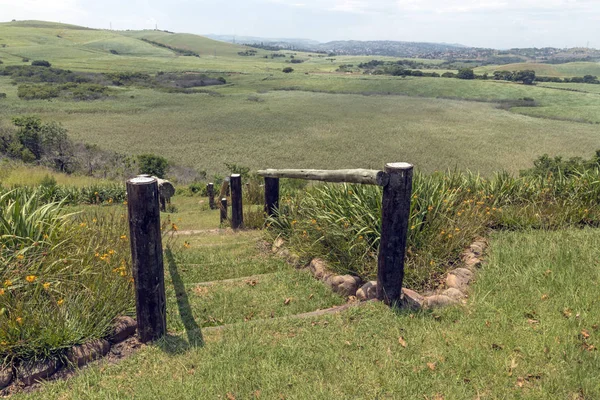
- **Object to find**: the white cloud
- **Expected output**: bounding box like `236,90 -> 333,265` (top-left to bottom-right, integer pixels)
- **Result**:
0,0 -> 87,21
266,0 -> 596,14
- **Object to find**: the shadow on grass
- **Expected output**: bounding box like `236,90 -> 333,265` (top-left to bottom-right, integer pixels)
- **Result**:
163,248 -> 204,353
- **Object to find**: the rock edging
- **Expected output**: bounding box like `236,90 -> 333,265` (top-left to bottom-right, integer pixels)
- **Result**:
271,235 -> 488,311
0,316 -> 138,392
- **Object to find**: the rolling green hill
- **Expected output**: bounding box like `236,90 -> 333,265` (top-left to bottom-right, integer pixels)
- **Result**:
0,20 -> 272,72
120,30 -> 254,58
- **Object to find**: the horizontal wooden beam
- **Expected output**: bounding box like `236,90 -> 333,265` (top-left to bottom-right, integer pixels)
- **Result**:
257,169 -> 388,186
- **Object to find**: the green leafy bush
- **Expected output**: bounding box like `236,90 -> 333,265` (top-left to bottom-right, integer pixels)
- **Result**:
31,60 -> 51,67
138,153 -> 169,178
17,83 -> 59,100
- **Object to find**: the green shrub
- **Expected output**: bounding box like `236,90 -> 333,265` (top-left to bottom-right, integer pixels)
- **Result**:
31,60 -> 51,67
0,93 -> 6,99
457,68 -> 475,80
17,83 -> 59,100
138,153 -> 169,178
282,67 -> 294,73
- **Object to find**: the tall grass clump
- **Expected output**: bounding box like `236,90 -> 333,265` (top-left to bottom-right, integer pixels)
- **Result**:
0,183 -> 126,206
267,169 -> 600,290
0,190 -> 134,363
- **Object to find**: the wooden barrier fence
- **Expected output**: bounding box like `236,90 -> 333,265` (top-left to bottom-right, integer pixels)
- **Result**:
257,163 -> 414,306
125,163 -> 412,340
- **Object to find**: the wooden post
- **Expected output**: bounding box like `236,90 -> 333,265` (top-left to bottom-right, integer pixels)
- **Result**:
126,176 -> 167,342
377,162 -> 413,306
220,197 -> 227,224
207,183 -> 215,210
230,174 -> 243,229
264,177 -> 279,217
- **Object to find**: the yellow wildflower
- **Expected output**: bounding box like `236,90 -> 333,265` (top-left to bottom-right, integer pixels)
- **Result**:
455,228 -> 460,232
16,254 -> 24,260
183,241 -> 190,249
171,223 -> 178,232
25,275 -> 37,283
108,198 -> 113,204
4,280 -> 12,287
123,201 -> 128,205
291,220 -> 297,225
43,282 -> 51,290
0,289 -> 4,296
427,206 -> 433,211
447,234 -> 453,239
410,225 -> 415,230
120,235 -> 127,240
16,317 -> 23,324
108,249 -> 115,255
57,299 -> 64,306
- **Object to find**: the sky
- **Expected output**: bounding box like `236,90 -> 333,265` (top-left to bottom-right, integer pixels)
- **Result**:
2,0 -> 599,49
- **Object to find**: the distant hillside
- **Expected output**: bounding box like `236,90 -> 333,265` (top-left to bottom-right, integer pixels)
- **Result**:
0,21 -> 261,72
121,31 -> 253,58
1,20 -> 95,30
205,35 -> 471,58
205,34 -> 320,48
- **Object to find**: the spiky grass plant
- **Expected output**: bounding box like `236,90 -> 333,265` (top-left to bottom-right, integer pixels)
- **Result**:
267,169 -> 600,289
0,190 -> 134,363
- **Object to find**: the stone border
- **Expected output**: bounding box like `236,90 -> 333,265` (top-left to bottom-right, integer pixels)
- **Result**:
0,316 -> 137,392
271,236 -> 488,310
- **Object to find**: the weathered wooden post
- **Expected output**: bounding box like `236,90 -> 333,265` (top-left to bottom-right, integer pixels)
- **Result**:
207,183 -> 215,210
126,176 -> 167,342
230,174 -> 243,229
377,162 -> 413,306
220,197 -> 228,224
264,177 -> 279,217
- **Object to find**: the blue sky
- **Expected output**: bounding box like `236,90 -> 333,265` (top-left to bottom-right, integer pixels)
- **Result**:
2,0 -> 599,49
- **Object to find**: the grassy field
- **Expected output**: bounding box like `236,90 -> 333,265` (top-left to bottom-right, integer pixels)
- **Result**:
476,61 -> 600,78
12,226 -> 600,399
2,74 -> 600,176
2,21 -> 600,177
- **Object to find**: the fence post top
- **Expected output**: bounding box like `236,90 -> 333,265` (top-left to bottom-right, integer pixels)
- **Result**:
231,174 -> 241,178
128,176 -> 157,185
385,162 -> 413,171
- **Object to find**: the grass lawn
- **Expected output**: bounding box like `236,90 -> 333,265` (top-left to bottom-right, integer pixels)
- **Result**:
14,227 -> 600,399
